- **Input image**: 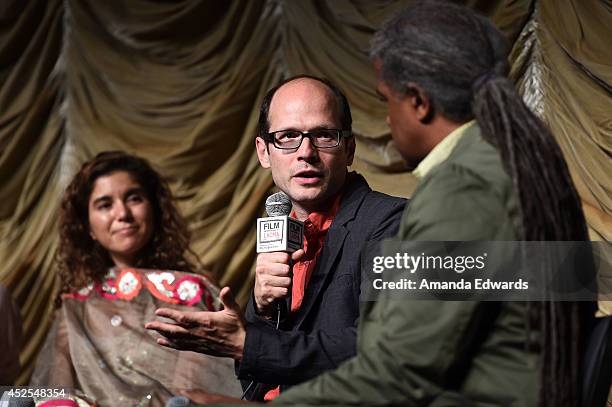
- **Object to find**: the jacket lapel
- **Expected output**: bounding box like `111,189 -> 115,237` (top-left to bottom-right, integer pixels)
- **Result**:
293,173 -> 370,327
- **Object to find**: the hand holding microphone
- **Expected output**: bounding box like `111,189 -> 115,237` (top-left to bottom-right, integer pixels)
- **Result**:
255,192 -> 304,318
254,250 -> 304,317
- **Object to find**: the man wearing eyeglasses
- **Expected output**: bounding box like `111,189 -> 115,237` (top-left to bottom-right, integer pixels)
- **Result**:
146,75 -> 405,401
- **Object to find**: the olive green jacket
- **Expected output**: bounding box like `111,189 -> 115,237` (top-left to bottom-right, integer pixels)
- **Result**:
270,124 -> 541,406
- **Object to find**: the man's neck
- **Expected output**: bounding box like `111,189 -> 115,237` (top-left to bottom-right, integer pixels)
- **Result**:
292,188 -> 347,222
293,201 -> 332,222
292,206 -> 311,222
423,117 -> 468,153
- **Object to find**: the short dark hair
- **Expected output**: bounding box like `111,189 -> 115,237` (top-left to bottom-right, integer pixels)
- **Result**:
257,75 -> 352,138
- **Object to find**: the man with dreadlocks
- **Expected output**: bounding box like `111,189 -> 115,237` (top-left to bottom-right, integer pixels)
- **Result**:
256,2 -> 596,407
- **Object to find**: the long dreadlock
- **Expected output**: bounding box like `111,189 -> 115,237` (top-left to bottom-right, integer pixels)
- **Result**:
371,1 -> 594,406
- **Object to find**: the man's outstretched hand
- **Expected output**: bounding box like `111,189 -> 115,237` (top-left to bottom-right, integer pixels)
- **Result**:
145,287 -> 246,360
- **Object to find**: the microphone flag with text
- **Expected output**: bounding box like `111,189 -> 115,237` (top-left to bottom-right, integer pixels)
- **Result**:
256,192 -> 304,253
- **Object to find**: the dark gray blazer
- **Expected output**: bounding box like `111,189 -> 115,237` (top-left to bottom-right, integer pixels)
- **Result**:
237,173 -> 406,399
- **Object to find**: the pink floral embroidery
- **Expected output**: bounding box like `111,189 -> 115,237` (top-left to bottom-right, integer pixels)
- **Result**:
63,283 -> 94,301
65,269 -> 216,308
115,268 -> 142,301
96,277 -> 119,300
174,276 -> 204,306
145,272 -> 179,304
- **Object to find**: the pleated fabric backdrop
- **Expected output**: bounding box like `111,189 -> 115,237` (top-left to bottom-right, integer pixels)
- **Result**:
0,0 -> 610,384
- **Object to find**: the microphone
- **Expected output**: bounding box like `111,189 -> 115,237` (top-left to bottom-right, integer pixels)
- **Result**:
165,396 -> 191,407
256,191 -> 304,325
256,192 -> 304,253
8,399 -> 35,407
265,191 -> 292,217
0,394 -> 35,407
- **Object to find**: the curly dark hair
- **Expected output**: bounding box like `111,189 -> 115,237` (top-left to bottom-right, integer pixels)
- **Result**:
57,151 -> 200,299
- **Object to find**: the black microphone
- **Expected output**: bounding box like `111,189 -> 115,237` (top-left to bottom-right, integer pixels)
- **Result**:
9,400 -> 35,407
0,390 -> 33,407
265,191 -> 292,218
1,395 -> 35,407
256,192 -> 304,319
257,192 -> 303,253
165,396 -> 191,407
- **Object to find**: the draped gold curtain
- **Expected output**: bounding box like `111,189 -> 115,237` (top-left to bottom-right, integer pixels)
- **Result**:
1,0 -> 610,384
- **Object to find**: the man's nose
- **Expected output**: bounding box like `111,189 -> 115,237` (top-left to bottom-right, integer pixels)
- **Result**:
296,136 -> 318,161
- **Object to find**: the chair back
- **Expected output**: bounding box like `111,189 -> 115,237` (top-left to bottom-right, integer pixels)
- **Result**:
582,316 -> 612,407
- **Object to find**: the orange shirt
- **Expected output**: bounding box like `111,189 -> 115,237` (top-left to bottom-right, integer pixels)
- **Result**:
264,194 -> 342,401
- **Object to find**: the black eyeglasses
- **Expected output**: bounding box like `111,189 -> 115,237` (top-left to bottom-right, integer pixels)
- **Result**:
264,129 -> 352,150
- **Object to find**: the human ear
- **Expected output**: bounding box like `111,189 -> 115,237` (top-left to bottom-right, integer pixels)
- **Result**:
405,83 -> 432,123
255,137 -> 271,169
345,135 -> 356,166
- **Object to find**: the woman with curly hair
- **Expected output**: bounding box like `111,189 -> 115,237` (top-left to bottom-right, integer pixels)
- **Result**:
32,151 -> 241,406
